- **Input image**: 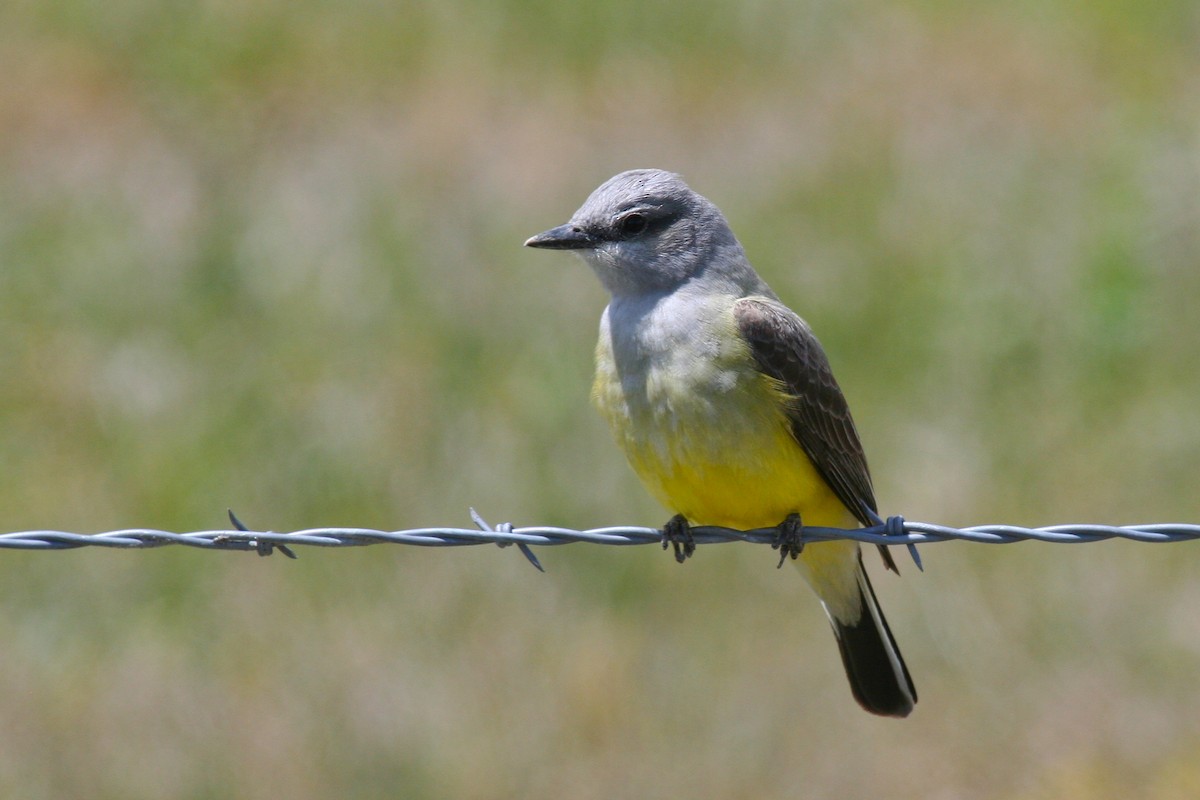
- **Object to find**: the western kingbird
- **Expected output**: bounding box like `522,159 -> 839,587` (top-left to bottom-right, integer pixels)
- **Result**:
525,169 -> 916,717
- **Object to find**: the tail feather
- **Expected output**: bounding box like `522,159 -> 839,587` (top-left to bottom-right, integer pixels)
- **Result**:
830,555 -> 917,717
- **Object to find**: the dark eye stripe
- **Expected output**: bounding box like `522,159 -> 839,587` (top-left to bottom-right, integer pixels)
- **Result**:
619,213 -> 648,236
612,208 -> 675,240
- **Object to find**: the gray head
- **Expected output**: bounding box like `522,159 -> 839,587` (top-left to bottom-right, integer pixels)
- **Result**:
525,169 -> 759,297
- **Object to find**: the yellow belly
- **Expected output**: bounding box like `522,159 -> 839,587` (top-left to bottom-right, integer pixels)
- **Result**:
591,301 -> 864,618
623,410 -> 852,531
592,333 -> 854,531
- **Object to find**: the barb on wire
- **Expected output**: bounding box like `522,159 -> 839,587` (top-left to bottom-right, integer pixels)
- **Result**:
471,508 -> 544,572
1,514 -> 1198,572
227,509 -> 297,559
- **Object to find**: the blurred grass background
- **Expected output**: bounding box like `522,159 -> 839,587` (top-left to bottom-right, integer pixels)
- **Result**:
1,0 -> 1198,797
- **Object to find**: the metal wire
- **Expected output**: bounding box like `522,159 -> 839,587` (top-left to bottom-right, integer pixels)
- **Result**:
1,511 -> 1197,570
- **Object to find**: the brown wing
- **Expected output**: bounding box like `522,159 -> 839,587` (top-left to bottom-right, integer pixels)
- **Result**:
734,296 -> 898,572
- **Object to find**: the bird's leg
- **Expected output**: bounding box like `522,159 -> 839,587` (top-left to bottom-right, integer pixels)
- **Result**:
773,512 -> 805,568
661,514 -> 695,563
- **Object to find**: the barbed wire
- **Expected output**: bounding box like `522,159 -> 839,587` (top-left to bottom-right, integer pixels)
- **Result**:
0,510 -> 1196,572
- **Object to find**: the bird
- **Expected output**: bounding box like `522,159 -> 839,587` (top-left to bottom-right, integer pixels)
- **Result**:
524,169 -> 916,717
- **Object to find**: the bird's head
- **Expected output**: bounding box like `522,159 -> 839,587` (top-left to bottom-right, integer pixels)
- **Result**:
525,169 -> 743,297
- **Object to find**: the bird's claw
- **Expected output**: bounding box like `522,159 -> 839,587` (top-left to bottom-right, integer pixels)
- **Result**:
772,513 -> 805,568
661,514 -> 695,563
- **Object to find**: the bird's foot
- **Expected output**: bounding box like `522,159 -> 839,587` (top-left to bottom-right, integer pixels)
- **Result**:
661,514 -> 695,564
772,513 -> 805,568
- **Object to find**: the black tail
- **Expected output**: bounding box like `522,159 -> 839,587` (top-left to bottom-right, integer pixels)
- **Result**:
830,556 -> 917,717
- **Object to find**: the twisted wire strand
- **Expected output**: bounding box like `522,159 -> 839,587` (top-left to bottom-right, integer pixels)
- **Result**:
1,515 -> 1196,560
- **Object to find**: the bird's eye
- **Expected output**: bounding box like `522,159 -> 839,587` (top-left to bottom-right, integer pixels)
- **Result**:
619,213 -> 648,236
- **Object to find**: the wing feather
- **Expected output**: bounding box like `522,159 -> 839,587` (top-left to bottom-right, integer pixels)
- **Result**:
734,296 -> 898,572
